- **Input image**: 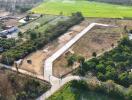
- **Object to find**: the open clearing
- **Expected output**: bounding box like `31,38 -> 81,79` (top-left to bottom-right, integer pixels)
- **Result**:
53,18 -> 132,77
15,18 -> 132,77
18,20 -> 88,75
32,0 -> 132,18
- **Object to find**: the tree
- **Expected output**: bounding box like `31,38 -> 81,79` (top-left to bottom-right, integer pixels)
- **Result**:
105,67 -> 117,80
119,72 -> 129,87
16,91 -> 28,100
77,55 -> 85,64
97,72 -> 106,81
18,32 -> 23,38
67,54 -> 77,66
83,61 -> 96,71
128,73 -> 132,84
96,63 -> 105,73
29,31 -> 37,40
92,52 -> 97,57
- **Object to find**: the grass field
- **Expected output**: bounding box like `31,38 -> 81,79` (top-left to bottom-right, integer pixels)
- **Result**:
47,81 -> 116,100
32,0 -> 132,18
20,15 -> 57,32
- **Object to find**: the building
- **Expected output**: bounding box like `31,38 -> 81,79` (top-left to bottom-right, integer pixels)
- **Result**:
0,26 -> 19,37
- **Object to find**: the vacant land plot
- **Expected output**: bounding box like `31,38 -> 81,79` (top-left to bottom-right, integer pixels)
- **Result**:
32,0 -> 132,18
14,18 -> 132,77
53,19 -> 126,77
18,20 -> 88,75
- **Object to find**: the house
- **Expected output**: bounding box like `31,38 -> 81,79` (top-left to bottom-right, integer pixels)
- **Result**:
0,26 -> 19,37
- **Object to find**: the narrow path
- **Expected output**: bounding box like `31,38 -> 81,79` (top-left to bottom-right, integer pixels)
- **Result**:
36,23 -> 117,100
0,22 -> 117,100
44,23 -> 116,81
0,63 -> 44,80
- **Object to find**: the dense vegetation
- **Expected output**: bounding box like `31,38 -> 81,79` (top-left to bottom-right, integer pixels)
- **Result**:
32,0 -> 132,18
48,80 -> 128,100
0,68 -> 51,100
1,12 -> 84,65
0,38 -> 16,52
89,0 -> 132,5
75,37 -> 132,87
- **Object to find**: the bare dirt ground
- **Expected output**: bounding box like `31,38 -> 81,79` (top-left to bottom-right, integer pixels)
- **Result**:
4,19 -> 19,26
53,18 -> 130,77
0,10 -> 9,16
72,26 -> 122,57
18,20 -> 89,75
13,18 -> 132,77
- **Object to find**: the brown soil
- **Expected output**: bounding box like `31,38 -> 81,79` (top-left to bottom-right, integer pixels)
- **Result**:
13,18 -> 132,77
18,20 -> 89,76
53,18 -> 129,78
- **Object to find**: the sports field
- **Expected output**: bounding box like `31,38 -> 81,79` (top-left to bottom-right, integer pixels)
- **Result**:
32,0 -> 132,18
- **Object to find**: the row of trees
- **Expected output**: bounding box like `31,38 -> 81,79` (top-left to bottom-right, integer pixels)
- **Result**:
1,12 -> 84,65
71,80 -> 132,100
67,54 -> 85,66
0,38 -> 16,52
89,0 -> 132,5
7,73 -> 50,100
16,79 -> 50,100
76,37 -> 132,87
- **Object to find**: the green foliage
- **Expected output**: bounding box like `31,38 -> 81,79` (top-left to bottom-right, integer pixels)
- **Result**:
48,80 -> 123,100
0,38 -> 16,51
32,0 -> 132,18
96,64 -> 105,73
97,72 -> 106,81
16,6 -> 31,13
77,37 -> 132,87
1,41 -> 36,65
24,79 -> 46,99
29,30 -> 37,40
16,91 -> 28,100
67,54 -> 78,66
71,80 -> 88,90
119,72 -> 129,87
18,32 -> 23,38
1,12 -> 84,65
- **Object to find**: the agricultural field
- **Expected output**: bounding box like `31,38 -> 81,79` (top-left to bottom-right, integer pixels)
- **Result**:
20,15 -> 58,32
32,0 -> 132,18
35,15 -> 69,33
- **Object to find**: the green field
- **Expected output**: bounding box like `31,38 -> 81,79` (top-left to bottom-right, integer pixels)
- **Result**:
47,81 -> 117,100
31,0 -> 132,18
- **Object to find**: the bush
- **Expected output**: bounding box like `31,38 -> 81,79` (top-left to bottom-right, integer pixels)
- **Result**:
76,37 -> 132,87
1,12 -> 84,65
